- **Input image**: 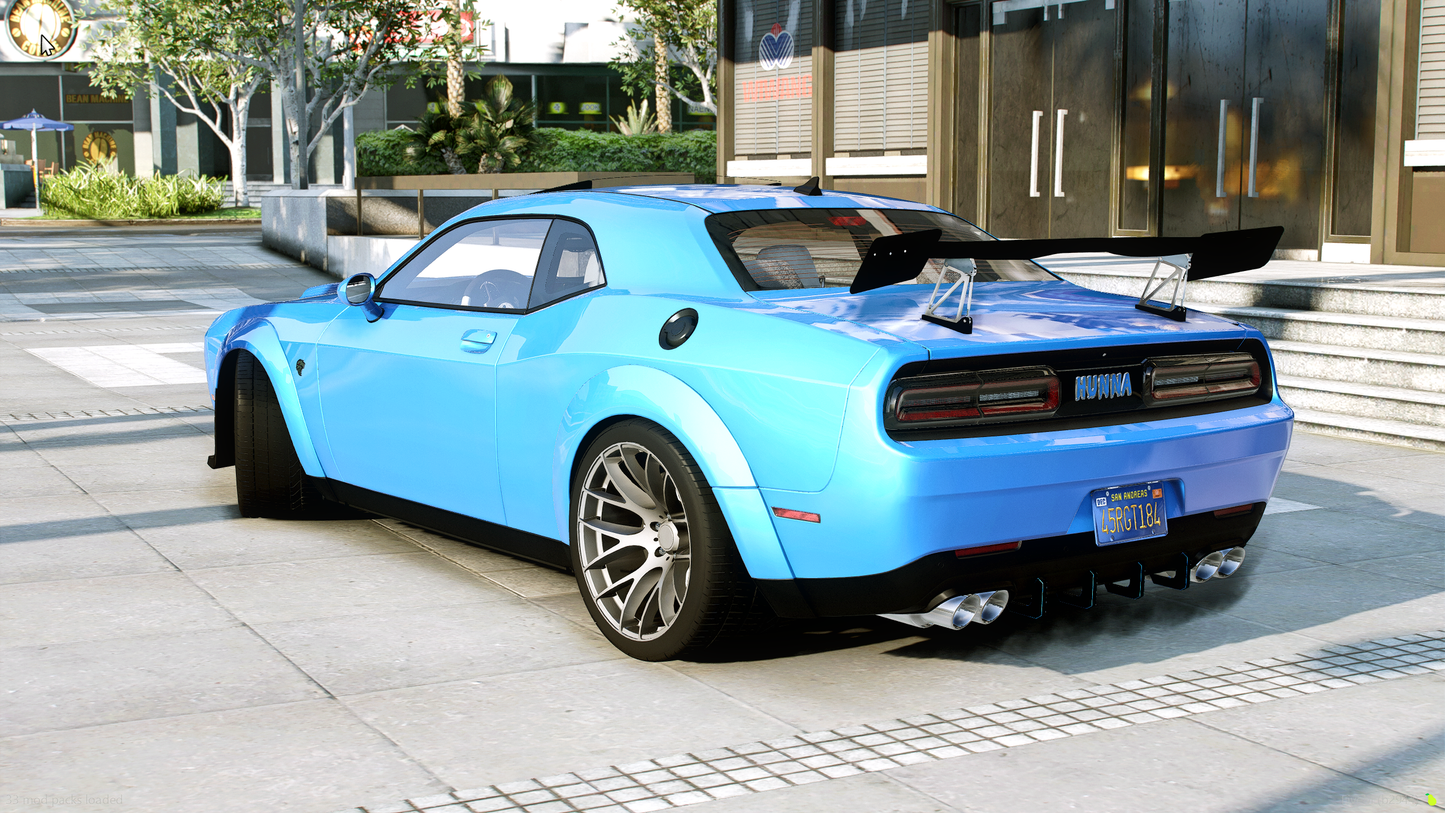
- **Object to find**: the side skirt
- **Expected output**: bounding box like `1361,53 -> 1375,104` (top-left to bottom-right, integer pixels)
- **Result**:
310,477 -> 572,572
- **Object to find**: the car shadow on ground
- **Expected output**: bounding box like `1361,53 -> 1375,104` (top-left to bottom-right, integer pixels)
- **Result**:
691,467 -> 1443,669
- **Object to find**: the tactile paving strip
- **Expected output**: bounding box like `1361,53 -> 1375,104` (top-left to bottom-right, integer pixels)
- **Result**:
0,264 -> 309,274
341,632 -> 1445,813
1,405 -> 212,422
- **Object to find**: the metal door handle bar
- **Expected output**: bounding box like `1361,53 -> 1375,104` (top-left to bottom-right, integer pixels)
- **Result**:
1030,110 -> 1043,198
1216,99 -> 1228,198
1054,109 -> 1068,198
1247,97 -> 1263,198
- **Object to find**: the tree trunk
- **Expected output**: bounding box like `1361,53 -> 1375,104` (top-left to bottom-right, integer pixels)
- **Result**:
446,0 -> 464,116
654,30 -> 672,134
230,99 -> 250,208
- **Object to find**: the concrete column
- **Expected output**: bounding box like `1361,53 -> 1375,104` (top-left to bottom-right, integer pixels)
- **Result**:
131,89 -> 152,177
149,79 -> 176,176
176,110 -> 199,176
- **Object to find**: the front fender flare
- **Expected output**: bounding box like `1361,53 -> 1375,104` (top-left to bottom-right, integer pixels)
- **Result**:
553,365 -> 795,580
222,322 -> 325,478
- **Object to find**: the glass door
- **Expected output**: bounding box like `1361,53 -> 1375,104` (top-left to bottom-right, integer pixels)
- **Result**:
987,0 -> 1119,239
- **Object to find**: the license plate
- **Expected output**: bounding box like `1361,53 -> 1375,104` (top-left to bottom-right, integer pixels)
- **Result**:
1091,481 -> 1169,546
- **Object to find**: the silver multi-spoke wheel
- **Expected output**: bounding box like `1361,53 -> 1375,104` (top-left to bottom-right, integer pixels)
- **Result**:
577,441 -> 692,640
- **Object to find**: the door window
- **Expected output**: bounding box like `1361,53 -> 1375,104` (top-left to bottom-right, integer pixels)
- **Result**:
380,219 -> 551,310
527,219 -> 606,308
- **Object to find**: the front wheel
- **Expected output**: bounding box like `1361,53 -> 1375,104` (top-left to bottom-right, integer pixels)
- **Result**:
233,350 -> 322,518
571,420 -> 759,661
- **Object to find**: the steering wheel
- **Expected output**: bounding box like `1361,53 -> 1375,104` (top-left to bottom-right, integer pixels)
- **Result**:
460,269 -> 530,309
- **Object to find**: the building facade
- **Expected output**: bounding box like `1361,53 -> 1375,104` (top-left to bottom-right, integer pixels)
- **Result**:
0,0 -> 709,186
718,0 -> 1445,266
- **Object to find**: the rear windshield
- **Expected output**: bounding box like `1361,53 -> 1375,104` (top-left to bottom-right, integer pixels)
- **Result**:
707,209 -> 1056,291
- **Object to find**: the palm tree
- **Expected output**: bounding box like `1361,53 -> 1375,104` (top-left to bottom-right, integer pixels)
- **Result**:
457,76 -> 539,174
408,103 -> 468,175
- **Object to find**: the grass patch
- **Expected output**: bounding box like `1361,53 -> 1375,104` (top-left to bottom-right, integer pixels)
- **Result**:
29,206 -> 260,222
39,161 -> 226,219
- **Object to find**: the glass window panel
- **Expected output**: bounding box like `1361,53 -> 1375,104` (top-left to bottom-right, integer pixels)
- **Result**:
381,219 -> 552,310
1331,0 -> 1380,236
1118,0 -> 1153,232
529,220 -> 606,307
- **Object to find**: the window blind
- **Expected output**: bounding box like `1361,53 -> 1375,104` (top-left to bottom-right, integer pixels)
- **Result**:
733,0 -> 815,155
833,0 -> 930,153
1421,0 -> 1445,137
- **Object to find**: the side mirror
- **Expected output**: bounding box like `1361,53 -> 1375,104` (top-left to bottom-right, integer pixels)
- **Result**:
343,272 -> 384,322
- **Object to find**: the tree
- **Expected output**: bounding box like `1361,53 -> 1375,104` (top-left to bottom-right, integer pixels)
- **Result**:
89,0 -> 266,207
208,0 -> 468,189
456,76 -> 539,173
610,0 -> 717,130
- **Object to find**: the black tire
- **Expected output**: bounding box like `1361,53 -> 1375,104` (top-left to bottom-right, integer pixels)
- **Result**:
234,350 -> 322,518
571,419 -> 763,661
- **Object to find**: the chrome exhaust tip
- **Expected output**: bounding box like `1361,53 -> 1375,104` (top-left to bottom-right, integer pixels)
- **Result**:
1191,547 -> 1246,582
879,590 -> 1010,630
1215,546 -> 1247,579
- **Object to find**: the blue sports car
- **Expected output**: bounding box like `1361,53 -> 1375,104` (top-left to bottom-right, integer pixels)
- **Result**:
205,182 -> 1293,660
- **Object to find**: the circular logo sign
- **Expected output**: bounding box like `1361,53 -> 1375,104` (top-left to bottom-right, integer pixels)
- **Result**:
759,22 -> 793,71
7,0 -> 75,59
81,130 -> 116,163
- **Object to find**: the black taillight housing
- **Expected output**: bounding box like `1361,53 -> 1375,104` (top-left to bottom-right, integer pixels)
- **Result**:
1144,353 -> 1261,406
886,366 -> 1060,430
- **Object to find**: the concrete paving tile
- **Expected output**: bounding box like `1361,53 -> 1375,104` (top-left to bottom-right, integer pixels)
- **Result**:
0,529 -> 174,585
343,659 -> 799,790
1152,562 -> 1444,645
0,571 -> 240,648
0,458 -> 81,496
893,716 -> 1422,812
1343,552 -> 1445,589
252,600 -> 621,695
0,626 -> 326,737
1275,467 -> 1445,532
35,431 -> 214,466
1193,673 -> 1445,801
1285,431 -> 1438,467
186,551 -> 517,624
0,492 -> 124,542
671,628 -> 1091,732
480,567 -> 578,598
0,700 -> 446,813
49,458 -> 234,494
92,491 -> 417,568
9,414 -> 208,446
1250,508 -> 1445,564
378,520 -> 543,573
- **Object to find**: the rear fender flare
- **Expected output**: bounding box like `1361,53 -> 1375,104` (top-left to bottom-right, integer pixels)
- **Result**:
554,365 -> 795,580
222,324 -> 325,478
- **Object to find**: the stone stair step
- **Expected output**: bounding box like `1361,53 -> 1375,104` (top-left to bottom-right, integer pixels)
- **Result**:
1190,303 -> 1445,355
1291,406 -> 1445,452
1054,267 -> 1445,320
1277,374 -> 1445,426
1268,340 -> 1445,393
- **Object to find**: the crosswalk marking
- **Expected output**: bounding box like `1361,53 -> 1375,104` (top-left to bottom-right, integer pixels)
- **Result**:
26,342 -> 207,387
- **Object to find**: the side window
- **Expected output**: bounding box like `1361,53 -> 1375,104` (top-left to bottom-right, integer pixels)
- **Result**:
379,218 -> 551,310
527,219 -> 605,309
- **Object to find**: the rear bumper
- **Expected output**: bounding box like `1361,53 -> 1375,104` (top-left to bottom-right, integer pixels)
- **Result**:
755,503 -> 1265,618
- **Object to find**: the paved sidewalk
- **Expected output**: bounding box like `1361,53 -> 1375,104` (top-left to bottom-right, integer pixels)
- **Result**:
1,229 -> 1442,813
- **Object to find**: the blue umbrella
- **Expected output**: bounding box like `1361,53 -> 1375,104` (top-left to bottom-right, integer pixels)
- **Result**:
1,109 -> 74,211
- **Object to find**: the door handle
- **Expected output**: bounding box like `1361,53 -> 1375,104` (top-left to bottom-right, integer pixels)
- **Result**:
1216,99 -> 1228,198
1053,109 -> 1068,198
1247,97 -> 1263,198
1029,110 -> 1043,198
460,329 -> 496,353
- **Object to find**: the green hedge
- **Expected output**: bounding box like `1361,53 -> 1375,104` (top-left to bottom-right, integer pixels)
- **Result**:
359,127 -> 716,182
357,127 -> 447,177
40,162 -> 224,219
519,129 -> 716,183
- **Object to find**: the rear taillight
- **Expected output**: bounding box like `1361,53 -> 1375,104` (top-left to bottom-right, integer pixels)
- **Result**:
1144,353 -> 1260,405
889,367 -> 1060,428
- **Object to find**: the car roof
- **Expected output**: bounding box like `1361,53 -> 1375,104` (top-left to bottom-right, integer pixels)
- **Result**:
597,184 -> 943,215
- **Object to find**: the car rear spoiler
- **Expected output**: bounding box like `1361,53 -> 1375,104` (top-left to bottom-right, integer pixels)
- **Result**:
849,226 -> 1284,333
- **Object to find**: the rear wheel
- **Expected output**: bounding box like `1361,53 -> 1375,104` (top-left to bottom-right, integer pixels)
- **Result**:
234,351 -> 322,518
571,420 -> 760,661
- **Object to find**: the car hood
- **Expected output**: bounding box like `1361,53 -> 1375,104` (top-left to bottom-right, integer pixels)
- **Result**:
754,281 -> 1248,358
